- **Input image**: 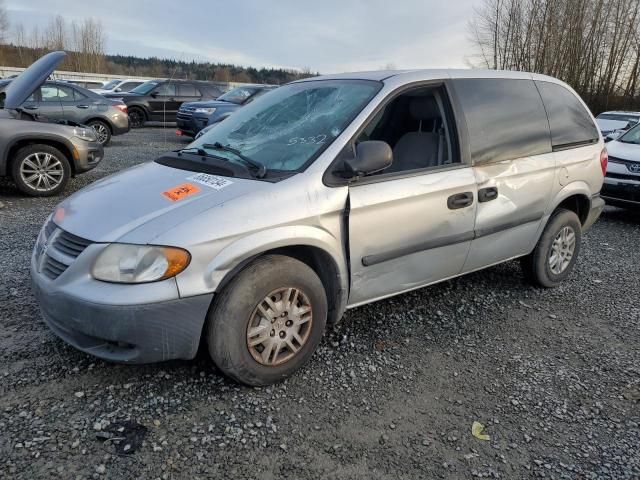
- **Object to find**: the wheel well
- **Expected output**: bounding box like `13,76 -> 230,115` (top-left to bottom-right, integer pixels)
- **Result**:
556,194 -> 590,225
6,139 -> 75,177
128,105 -> 148,118
217,245 -> 345,327
86,118 -> 112,133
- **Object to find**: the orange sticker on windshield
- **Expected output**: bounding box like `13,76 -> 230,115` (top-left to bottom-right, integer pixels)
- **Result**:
162,183 -> 200,202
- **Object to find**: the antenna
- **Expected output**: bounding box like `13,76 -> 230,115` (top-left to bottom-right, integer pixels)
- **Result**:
163,52 -> 184,150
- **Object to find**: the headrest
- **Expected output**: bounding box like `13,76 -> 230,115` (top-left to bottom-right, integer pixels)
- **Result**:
409,96 -> 440,121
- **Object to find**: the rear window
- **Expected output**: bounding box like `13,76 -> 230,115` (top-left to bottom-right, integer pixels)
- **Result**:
452,78 -> 551,164
535,81 -> 599,148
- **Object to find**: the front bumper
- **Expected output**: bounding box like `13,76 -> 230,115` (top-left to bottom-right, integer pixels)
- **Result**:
176,115 -> 208,136
72,140 -> 104,174
111,113 -> 130,136
601,175 -> 640,208
30,225 -> 213,363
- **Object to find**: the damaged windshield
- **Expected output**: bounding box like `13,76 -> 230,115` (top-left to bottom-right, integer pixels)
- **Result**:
190,79 -> 381,172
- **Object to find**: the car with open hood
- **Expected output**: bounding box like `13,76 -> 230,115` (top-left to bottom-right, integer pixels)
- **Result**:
0,51 -> 103,196
32,69 -> 605,385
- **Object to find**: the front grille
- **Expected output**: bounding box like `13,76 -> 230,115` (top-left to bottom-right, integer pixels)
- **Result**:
177,107 -> 195,119
43,255 -> 68,280
37,223 -> 93,280
606,172 -> 640,181
53,230 -> 92,257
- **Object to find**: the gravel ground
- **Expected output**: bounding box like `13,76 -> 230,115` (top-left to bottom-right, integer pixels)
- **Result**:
1,128 -> 639,479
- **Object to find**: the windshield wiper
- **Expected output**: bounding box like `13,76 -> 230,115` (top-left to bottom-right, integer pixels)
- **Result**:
203,142 -> 267,178
177,146 -> 211,157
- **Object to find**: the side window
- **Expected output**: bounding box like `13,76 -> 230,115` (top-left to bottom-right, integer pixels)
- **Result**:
355,85 -> 459,174
56,85 -> 76,102
40,86 -> 60,102
154,83 -> 176,96
72,88 -> 87,101
121,82 -> 141,91
452,78 -> 551,164
535,81 -> 599,148
178,84 -> 198,96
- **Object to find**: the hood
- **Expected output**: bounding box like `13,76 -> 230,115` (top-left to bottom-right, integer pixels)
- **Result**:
4,51 -> 66,109
606,139 -> 640,161
53,161 -> 261,243
182,99 -> 233,109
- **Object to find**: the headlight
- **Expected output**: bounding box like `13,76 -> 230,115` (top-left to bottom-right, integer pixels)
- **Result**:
194,107 -> 216,115
92,244 -> 191,283
73,126 -> 97,142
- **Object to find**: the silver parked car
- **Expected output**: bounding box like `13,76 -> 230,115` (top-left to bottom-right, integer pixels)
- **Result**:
32,69 -> 606,385
1,52 -> 104,196
0,79 -> 130,146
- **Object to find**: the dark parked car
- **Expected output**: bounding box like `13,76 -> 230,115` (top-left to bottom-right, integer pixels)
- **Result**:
176,85 -> 277,137
104,79 -> 223,128
0,79 -> 130,145
0,51 -> 104,196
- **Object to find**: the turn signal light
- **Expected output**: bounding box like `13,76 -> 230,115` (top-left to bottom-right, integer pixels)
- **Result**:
600,148 -> 608,176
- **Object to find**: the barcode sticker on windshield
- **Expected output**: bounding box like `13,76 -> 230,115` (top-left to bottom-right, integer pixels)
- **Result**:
186,173 -> 233,190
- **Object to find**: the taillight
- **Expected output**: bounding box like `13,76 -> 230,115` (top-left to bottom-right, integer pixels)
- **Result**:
115,104 -> 128,114
600,148 -> 608,176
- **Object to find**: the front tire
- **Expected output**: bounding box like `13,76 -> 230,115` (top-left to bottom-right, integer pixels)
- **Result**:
11,144 -> 71,197
521,209 -> 582,288
87,120 -> 112,146
207,255 -> 328,386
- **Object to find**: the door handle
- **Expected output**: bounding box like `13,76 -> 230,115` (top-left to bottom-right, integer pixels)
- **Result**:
447,192 -> 474,209
478,186 -> 498,202
76,104 -> 89,109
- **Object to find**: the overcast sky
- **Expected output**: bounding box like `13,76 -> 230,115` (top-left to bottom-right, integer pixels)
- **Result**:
5,0 -> 479,72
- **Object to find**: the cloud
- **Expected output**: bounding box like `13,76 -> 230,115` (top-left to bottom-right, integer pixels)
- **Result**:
5,0 -> 477,72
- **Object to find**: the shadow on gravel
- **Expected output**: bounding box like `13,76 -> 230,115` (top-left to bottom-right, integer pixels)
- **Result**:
601,205 -> 640,224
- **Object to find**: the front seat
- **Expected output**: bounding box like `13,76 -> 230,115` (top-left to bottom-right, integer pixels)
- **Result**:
388,96 -> 442,173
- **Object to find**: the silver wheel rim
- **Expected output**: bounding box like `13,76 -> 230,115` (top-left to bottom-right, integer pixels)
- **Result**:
548,226 -> 576,275
19,152 -> 64,192
91,123 -> 109,144
246,287 -> 313,366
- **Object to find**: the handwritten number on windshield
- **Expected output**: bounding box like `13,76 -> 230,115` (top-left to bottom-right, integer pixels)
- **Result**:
287,134 -> 327,146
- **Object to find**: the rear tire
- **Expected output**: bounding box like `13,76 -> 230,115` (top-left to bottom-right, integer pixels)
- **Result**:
87,120 -> 111,146
520,209 -> 582,288
207,255 -> 327,386
128,107 -> 146,128
11,144 -> 71,197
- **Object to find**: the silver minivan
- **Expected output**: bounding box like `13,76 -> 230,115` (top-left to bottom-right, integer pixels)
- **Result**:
31,70 -> 606,385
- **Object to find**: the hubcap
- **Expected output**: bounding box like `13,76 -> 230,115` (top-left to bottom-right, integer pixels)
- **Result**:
91,123 -> 109,144
246,287 -> 313,366
19,152 -> 64,192
549,226 -> 576,275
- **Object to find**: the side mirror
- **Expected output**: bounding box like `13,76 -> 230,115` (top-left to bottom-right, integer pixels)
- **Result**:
114,87 -> 122,92
343,141 -> 393,177
150,91 -> 158,98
